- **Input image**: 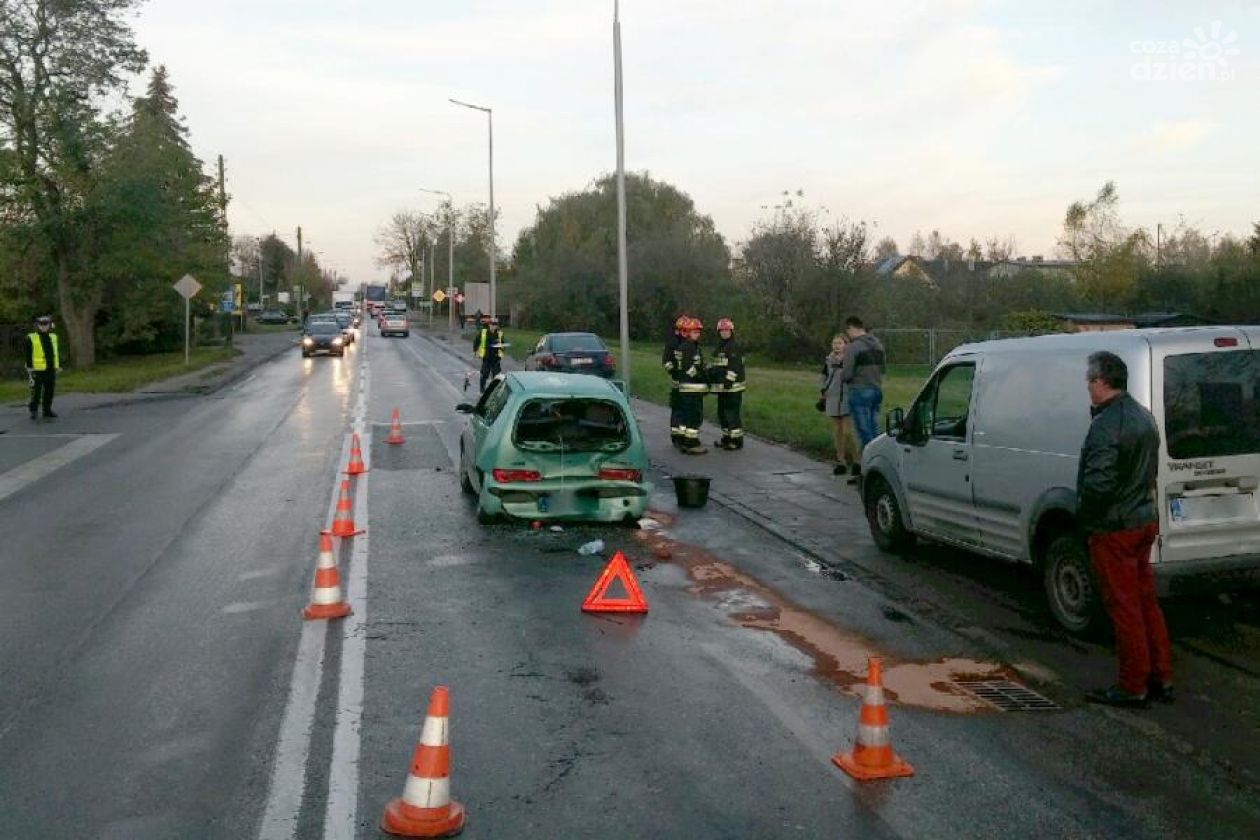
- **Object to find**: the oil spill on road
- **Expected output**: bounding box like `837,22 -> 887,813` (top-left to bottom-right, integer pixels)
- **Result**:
635,511 -> 1009,713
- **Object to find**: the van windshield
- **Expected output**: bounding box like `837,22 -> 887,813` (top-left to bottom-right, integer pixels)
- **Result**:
513,398 -> 630,453
1164,350 -> 1260,459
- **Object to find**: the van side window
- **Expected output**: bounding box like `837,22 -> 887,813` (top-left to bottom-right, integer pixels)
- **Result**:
911,363 -> 975,441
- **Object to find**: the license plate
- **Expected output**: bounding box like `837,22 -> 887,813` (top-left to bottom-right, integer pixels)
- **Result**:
1169,498 -> 1184,522
571,358 -> 593,365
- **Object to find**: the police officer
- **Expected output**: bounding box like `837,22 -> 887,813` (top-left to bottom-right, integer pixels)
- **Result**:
26,314 -> 61,421
708,317 -> 746,450
662,315 -> 689,449
674,317 -> 708,454
474,317 -> 504,391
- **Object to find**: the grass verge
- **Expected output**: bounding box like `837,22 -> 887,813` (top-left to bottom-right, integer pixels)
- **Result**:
1,346 -> 238,404
504,328 -> 929,460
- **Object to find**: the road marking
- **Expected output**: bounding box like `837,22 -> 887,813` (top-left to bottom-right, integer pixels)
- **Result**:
222,600 -> 276,614
0,433 -> 118,504
399,340 -> 464,399
257,408 -> 356,840
323,334 -> 372,840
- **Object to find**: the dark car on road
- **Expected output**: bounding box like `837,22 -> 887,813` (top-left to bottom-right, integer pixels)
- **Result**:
257,310 -> 293,325
301,320 -> 346,357
524,333 -> 616,379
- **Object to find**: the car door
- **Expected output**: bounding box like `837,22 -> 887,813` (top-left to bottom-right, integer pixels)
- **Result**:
898,361 -> 980,547
462,379 -> 511,490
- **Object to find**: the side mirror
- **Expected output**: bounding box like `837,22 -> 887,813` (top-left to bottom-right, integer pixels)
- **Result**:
455,403 -> 475,413
886,407 -> 904,437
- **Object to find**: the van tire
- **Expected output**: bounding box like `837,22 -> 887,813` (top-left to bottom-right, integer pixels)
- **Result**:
865,476 -> 915,553
1042,533 -> 1104,636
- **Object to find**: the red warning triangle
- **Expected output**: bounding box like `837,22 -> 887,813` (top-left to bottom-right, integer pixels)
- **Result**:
581,551 -> 648,614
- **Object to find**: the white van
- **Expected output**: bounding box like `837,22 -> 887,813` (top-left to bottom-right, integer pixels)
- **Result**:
861,327 -> 1260,633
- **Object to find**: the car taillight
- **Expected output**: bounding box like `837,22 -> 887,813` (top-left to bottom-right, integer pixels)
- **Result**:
603,353 -> 615,367
492,468 -> 542,482
538,354 -> 555,367
598,467 -> 641,482
1215,337 -> 1239,347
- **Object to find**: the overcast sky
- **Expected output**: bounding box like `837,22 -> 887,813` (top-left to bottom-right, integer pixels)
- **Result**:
130,0 -> 1259,285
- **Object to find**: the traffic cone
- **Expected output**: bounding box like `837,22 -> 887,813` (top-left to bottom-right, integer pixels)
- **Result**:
330,479 -> 364,538
387,408 -> 406,445
381,686 -> 466,838
303,530 -> 351,620
832,657 -> 914,780
344,432 -> 368,476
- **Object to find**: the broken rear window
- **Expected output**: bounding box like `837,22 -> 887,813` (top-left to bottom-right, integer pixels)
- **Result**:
513,398 -> 629,452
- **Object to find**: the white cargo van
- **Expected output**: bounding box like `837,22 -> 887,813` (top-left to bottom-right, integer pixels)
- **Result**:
861,327 -> 1260,633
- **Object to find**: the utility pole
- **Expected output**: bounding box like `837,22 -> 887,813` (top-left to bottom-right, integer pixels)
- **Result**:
219,154 -> 234,344
297,225 -> 304,323
613,1 -> 631,391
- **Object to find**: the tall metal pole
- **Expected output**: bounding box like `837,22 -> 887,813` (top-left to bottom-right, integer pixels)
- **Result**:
297,226 -> 304,322
184,297 -> 190,366
418,188 -> 455,333
614,1 -> 631,392
449,99 -> 496,319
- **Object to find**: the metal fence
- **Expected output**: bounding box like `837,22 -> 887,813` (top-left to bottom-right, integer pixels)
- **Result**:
875,328 -> 1029,367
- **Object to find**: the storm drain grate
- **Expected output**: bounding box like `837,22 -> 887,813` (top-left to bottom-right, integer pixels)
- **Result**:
954,679 -> 1060,712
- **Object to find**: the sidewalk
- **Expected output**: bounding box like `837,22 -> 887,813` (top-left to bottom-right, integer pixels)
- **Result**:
0,331 -> 298,426
417,326 -> 867,559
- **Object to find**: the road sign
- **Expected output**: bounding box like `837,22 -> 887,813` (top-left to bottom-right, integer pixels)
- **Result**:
172,274 -> 202,300
220,290 -> 235,313
432,289 -> 447,303
454,292 -> 465,304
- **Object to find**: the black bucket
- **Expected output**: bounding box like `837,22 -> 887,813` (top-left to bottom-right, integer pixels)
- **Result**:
672,474 -> 711,508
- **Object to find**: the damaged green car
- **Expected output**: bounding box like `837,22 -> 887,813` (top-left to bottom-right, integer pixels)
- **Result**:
457,372 -> 652,524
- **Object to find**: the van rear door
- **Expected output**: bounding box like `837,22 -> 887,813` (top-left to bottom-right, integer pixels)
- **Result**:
1153,328 -> 1260,571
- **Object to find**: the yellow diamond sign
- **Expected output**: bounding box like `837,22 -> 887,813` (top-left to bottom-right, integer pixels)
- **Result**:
432,289 -> 447,303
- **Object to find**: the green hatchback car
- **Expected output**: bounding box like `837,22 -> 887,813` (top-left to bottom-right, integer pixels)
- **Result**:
456,372 -> 652,523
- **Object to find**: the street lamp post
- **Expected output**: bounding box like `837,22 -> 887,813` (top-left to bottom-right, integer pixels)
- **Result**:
449,98 -> 495,320
419,187 -> 456,333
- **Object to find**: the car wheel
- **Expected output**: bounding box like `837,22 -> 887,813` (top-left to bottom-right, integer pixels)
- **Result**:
459,449 -> 475,496
865,475 -> 915,553
1042,532 -> 1104,636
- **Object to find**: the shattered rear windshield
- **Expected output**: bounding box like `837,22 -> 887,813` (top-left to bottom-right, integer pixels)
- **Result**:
513,398 -> 630,452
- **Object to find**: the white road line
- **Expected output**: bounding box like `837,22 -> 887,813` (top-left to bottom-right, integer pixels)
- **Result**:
323,335 -> 372,840
399,340 -> 464,400
257,403 -> 355,840
0,433 -> 118,503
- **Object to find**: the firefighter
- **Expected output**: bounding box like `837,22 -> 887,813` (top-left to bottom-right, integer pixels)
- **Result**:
474,317 -> 504,391
708,317 -> 746,449
674,317 -> 709,454
663,315 -> 690,449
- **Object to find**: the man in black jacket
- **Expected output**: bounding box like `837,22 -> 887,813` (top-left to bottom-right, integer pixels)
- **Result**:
708,317 -> 746,450
26,315 -> 61,421
1078,351 -> 1172,708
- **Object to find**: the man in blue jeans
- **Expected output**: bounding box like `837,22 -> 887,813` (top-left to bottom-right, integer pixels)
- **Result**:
841,316 -> 886,457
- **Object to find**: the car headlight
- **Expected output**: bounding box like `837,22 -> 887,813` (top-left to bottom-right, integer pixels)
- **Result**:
331,337 -> 343,346
302,337 -> 314,346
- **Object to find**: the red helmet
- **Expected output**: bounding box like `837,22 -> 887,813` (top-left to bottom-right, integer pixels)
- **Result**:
717,317 -> 734,332
687,317 -> 704,332
674,315 -> 690,335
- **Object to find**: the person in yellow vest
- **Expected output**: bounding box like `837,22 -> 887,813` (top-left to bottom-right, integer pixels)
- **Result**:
26,315 -> 61,421
474,317 -> 504,391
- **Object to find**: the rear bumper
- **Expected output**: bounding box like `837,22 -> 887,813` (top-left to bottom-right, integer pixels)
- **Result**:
1155,551 -> 1260,579
484,482 -> 650,522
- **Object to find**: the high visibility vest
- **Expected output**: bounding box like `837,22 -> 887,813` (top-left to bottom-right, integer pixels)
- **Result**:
28,332 -> 59,371
475,328 -> 488,359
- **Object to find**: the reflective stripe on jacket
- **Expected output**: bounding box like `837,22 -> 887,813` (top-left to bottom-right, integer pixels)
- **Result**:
708,337 -> 746,393
28,332 -> 60,371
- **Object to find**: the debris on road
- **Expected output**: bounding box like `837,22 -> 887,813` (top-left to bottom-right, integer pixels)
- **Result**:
577,539 -> 604,556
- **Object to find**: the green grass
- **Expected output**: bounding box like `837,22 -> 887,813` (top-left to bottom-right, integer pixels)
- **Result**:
1,346 -> 238,404
505,328 -> 929,460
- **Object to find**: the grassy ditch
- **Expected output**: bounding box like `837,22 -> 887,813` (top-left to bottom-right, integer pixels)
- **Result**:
503,328 -> 929,460
1,346 -> 238,404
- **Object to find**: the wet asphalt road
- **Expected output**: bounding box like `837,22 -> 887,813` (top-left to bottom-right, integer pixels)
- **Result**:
1,328 -> 1259,838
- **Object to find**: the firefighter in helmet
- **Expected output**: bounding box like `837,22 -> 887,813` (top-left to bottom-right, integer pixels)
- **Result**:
673,317 -> 709,454
707,317 -> 746,449
662,314 -> 690,449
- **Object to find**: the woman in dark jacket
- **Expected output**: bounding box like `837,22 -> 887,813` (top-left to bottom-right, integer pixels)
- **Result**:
820,334 -> 860,479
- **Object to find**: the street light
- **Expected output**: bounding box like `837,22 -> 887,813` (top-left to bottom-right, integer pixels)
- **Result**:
449,98 -> 496,320
419,187 -> 455,332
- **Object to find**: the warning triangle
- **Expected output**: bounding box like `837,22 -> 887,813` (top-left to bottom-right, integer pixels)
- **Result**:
581,551 -> 648,614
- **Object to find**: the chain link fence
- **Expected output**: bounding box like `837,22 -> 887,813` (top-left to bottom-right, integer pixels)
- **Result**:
875,328 -> 1029,367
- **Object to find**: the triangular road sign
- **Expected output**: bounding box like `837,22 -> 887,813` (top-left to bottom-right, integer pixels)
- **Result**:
581,551 -> 648,614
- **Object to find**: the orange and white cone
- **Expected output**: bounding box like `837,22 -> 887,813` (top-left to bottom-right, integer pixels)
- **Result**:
303,530 -> 351,620
832,657 -> 914,780
386,408 -> 406,445
329,479 -> 364,538
381,685 -> 465,837
344,432 -> 368,476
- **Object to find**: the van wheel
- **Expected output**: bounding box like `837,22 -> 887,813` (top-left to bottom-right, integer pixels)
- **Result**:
1042,533 -> 1104,636
865,476 -> 914,553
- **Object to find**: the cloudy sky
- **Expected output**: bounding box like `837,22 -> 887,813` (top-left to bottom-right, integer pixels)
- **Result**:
130,0 -> 1259,285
